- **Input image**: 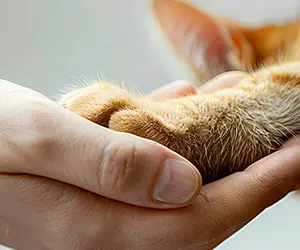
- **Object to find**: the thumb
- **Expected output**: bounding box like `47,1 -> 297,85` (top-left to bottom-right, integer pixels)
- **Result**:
14,105 -> 202,209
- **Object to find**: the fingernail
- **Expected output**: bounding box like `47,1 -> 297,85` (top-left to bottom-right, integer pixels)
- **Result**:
153,159 -> 200,204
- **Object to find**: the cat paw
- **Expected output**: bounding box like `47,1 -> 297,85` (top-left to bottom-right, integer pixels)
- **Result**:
60,82 -> 137,127
60,81 -> 174,149
109,109 -> 175,148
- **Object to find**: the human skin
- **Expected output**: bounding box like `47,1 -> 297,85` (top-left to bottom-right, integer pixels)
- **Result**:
1,73 -> 300,249
1,134 -> 300,250
0,79 -> 202,209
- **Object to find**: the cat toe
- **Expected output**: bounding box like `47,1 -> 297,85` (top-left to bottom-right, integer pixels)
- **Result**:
59,82 -> 137,127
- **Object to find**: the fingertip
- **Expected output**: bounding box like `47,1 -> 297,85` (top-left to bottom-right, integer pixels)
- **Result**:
198,71 -> 249,94
149,80 -> 197,101
110,132 -> 202,209
135,134 -> 202,207
170,80 -> 197,96
152,158 -> 202,206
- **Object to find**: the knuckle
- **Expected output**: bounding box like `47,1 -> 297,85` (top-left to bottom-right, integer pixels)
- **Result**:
25,100 -> 60,133
99,138 -> 143,194
12,102 -> 64,172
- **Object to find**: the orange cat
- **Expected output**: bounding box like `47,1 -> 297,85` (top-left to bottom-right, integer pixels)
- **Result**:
60,0 -> 300,184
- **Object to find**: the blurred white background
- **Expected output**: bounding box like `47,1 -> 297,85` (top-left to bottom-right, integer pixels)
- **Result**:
1,0 -> 300,249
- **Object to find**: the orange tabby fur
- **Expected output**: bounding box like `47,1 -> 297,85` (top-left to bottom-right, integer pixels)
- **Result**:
60,0 -> 300,184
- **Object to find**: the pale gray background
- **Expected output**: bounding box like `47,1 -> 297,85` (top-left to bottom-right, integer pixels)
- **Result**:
1,0 -> 300,249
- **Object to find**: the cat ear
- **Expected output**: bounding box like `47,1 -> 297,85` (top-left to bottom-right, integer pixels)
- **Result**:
152,0 -> 256,82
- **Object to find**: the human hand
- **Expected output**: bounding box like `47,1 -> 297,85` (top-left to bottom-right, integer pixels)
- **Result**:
0,79 -> 201,209
2,72 -> 300,250
1,122 -> 299,250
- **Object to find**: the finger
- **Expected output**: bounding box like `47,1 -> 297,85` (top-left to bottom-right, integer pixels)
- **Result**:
198,71 -> 249,93
198,135 -> 300,237
0,174 -> 116,249
2,103 -> 201,209
148,80 -> 197,101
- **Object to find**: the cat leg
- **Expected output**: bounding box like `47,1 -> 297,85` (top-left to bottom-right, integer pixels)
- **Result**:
108,70 -> 300,183
60,67 -> 300,183
60,81 -> 194,161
